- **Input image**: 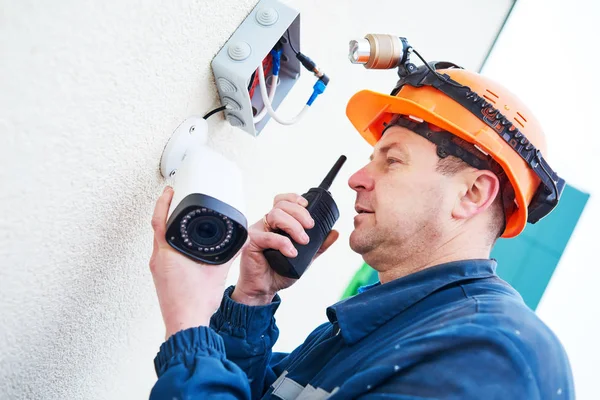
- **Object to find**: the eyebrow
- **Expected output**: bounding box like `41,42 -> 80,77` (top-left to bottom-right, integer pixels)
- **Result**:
369,142 -> 409,161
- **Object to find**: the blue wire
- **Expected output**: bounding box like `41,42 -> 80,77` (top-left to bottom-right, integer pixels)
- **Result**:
307,79 -> 326,106
270,47 -> 327,106
270,48 -> 282,76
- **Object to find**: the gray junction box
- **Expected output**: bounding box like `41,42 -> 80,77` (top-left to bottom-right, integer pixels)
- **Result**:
211,0 -> 301,136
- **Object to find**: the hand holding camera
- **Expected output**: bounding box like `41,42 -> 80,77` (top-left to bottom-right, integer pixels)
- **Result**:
150,186 -> 241,340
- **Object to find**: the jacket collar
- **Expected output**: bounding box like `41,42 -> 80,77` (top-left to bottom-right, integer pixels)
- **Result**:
326,259 -> 497,345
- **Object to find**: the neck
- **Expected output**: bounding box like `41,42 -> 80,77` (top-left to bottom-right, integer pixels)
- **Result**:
376,230 -> 492,284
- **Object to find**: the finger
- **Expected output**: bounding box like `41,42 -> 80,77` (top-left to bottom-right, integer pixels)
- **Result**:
266,208 -> 310,245
250,231 -> 298,258
151,186 -> 174,244
273,193 -> 308,207
315,229 -> 339,258
273,200 -> 314,229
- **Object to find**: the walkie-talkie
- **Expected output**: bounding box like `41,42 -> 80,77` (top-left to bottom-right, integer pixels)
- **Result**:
264,155 -> 347,279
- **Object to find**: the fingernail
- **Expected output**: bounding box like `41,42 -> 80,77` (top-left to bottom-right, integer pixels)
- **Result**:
289,246 -> 298,256
309,218 -> 315,228
298,197 -> 308,206
302,232 -> 310,243
163,187 -> 169,193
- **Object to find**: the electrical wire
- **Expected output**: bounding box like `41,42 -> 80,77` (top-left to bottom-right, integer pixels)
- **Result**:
247,70 -> 256,91
253,75 -> 278,123
411,48 -> 465,89
249,54 -> 273,99
203,105 -> 228,120
257,63 -> 309,125
286,30 -> 299,55
252,39 -> 326,126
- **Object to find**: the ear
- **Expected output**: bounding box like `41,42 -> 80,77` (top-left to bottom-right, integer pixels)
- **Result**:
452,170 -> 500,220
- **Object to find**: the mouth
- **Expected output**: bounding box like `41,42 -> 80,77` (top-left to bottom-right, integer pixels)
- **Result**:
355,205 -> 374,215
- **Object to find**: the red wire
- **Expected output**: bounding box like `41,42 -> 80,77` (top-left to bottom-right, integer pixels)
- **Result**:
249,54 -> 273,99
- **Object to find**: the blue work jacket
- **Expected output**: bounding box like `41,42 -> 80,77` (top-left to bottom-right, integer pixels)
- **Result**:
151,259 -> 574,399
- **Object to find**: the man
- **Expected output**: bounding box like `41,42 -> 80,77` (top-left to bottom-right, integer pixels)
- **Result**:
149,65 -> 574,399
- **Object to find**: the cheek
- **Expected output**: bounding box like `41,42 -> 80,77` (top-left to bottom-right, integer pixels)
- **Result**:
376,175 -> 446,220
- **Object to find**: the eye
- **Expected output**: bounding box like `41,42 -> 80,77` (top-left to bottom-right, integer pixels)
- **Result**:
386,157 -> 401,165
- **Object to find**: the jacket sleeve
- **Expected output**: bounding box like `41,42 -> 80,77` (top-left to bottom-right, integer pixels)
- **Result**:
150,326 -> 252,400
150,286 -> 291,400
209,285 -> 292,399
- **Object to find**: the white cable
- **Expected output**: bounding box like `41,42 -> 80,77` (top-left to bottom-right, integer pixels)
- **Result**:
253,74 -> 278,124
257,63 -> 309,126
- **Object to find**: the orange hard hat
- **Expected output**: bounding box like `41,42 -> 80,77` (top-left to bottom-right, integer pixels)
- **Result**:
346,66 -> 560,238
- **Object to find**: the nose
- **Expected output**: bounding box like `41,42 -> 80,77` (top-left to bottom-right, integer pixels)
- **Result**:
348,164 -> 375,192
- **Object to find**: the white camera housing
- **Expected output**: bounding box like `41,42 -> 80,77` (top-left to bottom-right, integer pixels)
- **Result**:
160,116 -> 248,264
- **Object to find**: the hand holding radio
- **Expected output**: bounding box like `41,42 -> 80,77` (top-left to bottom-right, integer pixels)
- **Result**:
232,192 -> 339,306
232,155 -> 346,306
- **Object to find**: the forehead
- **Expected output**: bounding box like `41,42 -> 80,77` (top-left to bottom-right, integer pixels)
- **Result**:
375,125 -> 429,150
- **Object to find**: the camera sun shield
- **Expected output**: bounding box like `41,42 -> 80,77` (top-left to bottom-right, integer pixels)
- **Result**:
165,193 -> 248,265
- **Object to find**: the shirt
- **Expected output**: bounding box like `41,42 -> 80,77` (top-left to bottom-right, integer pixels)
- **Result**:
150,259 -> 575,399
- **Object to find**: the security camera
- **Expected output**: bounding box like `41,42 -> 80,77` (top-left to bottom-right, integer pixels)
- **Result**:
159,116 -> 248,265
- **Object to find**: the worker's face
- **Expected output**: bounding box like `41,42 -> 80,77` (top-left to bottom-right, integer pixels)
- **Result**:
348,126 -> 456,269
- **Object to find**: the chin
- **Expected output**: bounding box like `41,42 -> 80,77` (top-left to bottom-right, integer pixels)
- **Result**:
349,229 -> 372,255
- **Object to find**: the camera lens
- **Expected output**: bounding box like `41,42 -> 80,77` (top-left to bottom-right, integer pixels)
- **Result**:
166,193 -> 248,265
189,216 -> 224,246
198,221 -> 218,239
179,208 -> 235,254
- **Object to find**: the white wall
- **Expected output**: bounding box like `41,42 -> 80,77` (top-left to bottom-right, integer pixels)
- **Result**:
0,1 -> 512,398
482,1 -> 600,398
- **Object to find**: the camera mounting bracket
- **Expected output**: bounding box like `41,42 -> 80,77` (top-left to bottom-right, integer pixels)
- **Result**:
160,116 -> 209,178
